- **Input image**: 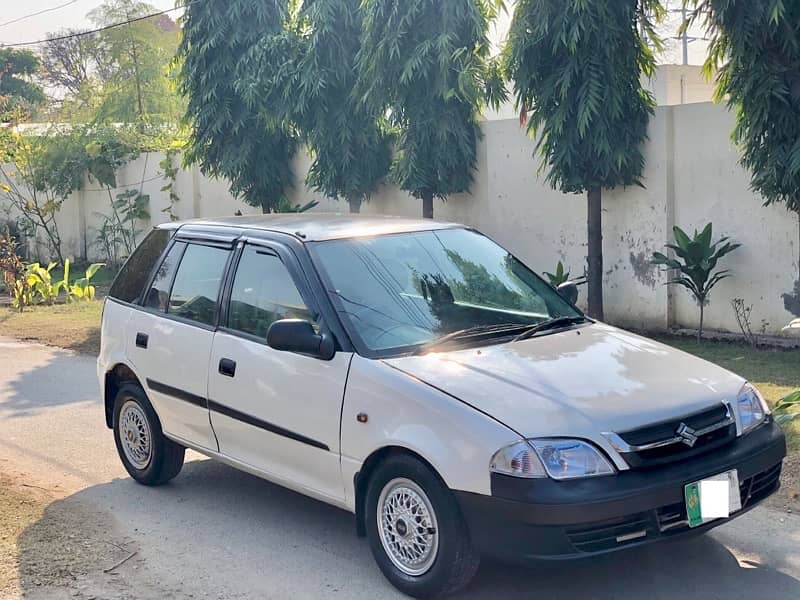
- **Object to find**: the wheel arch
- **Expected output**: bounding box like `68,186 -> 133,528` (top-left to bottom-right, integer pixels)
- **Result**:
104,363 -> 143,428
353,445 -> 446,538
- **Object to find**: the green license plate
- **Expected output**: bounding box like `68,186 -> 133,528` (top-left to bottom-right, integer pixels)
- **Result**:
685,469 -> 741,528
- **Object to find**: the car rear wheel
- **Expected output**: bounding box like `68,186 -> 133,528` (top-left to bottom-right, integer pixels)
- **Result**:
113,383 -> 185,486
365,454 -> 479,598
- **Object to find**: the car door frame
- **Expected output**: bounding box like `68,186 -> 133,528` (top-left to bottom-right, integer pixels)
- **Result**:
208,232 -> 354,502
127,227 -> 239,449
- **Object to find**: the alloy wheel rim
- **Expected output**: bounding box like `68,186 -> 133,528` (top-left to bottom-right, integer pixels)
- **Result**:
377,478 -> 439,576
119,400 -> 152,470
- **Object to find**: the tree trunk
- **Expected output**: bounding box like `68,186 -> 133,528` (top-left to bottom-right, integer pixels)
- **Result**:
347,194 -> 362,214
422,190 -> 434,219
586,188 -> 604,320
698,303 -> 704,343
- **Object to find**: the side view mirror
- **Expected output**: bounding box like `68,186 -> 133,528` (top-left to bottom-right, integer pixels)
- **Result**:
556,281 -> 579,305
267,319 -> 335,360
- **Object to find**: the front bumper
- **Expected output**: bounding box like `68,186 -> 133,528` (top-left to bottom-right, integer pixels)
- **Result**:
456,420 -> 786,562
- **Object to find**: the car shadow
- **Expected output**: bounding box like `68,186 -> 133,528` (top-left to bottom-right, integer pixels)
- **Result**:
14,457 -> 800,599
0,344 -> 97,417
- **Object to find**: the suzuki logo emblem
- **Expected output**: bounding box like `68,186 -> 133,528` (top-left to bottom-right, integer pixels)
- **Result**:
676,423 -> 698,447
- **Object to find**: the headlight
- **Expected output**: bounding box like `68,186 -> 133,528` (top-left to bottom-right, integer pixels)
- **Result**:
529,439 -> 615,479
490,441 -> 547,478
491,439 -> 615,480
737,382 -> 769,434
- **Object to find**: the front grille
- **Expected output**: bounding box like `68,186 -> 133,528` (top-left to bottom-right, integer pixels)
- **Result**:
565,462 -> 782,554
617,404 -> 737,468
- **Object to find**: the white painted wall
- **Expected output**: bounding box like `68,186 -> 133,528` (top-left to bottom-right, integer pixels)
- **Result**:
3,102 -> 798,335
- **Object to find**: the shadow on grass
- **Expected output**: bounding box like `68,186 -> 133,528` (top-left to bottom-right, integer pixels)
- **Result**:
14,458 -> 800,599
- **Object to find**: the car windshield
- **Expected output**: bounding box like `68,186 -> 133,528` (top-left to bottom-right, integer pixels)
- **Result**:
311,228 -> 583,355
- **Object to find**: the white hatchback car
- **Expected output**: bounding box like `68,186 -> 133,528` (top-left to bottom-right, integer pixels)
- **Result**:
99,215 -> 786,598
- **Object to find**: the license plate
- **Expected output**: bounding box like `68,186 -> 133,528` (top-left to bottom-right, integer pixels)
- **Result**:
684,469 -> 742,528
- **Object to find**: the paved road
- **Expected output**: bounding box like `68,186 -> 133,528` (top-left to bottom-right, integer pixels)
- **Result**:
1,337 -> 799,599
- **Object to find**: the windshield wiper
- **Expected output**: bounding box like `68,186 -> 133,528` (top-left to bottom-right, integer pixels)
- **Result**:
413,323 -> 530,355
512,315 -> 589,342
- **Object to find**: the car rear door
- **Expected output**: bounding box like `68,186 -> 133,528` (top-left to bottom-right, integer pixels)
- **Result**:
126,236 -> 233,451
207,240 -> 352,503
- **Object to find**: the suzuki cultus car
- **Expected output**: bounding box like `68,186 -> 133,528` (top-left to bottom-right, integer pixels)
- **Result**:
99,215 -> 785,598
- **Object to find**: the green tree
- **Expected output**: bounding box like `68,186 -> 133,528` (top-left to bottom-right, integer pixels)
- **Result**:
504,0 -> 663,319
39,30 -> 107,97
685,0 -> 800,317
86,0 -> 183,125
0,130 -> 87,266
178,0 -> 297,213
357,0 -> 500,219
290,0 -> 392,213
0,49 -> 46,122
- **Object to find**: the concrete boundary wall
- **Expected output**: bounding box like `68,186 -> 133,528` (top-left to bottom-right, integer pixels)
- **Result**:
3,102 -> 799,334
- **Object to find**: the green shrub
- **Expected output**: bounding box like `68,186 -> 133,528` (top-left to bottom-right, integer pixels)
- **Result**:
652,223 -> 740,342
26,262 -> 65,305
775,390 -> 800,426
69,262 -> 105,301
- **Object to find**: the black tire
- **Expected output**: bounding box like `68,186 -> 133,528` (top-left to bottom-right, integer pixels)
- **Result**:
113,382 -> 185,486
365,454 -> 480,598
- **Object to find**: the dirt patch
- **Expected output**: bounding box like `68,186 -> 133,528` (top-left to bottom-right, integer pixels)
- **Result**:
766,452 -> 800,515
0,469 -> 181,600
0,471 -> 45,598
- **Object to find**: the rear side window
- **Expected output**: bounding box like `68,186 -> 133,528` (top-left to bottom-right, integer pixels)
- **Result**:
109,229 -> 171,303
167,244 -> 230,326
142,242 -> 185,312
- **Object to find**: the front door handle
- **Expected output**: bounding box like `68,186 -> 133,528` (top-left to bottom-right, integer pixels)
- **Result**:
218,358 -> 237,377
135,332 -> 149,349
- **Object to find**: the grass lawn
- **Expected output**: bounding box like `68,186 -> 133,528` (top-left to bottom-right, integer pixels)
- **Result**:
0,302 -> 102,355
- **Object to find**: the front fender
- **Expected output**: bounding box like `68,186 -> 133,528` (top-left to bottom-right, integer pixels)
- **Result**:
340,355 -> 518,511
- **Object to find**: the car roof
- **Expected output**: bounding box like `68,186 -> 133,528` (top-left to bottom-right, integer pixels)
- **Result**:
162,213 -> 464,242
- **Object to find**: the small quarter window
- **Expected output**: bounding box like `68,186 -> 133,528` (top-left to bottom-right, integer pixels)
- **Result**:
228,247 -> 314,338
143,242 -> 185,312
167,244 -> 230,326
109,229 -> 170,303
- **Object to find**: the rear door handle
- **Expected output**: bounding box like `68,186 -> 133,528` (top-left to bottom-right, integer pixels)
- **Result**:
135,332 -> 149,349
218,358 -> 237,378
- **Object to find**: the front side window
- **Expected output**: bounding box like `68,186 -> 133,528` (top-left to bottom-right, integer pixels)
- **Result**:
311,228 -> 581,354
167,244 -> 230,326
109,228 -> 170,303
227,247 -> 314,338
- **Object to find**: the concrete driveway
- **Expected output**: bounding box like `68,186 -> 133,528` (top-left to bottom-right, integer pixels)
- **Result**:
1,337 -> 799,599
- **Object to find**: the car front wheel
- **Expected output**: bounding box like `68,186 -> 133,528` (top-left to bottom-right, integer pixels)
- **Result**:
365,454 -> 479,598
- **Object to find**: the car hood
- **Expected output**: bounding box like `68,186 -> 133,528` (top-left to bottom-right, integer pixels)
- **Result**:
383,323 -> 745,440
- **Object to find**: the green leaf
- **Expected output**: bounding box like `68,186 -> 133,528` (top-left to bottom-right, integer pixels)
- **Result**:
85,263 -> 105,280
672,226 -> 693,252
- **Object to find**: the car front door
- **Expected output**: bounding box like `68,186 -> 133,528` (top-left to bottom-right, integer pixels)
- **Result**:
207,241 -> 351,503
127,239 -> 232,451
